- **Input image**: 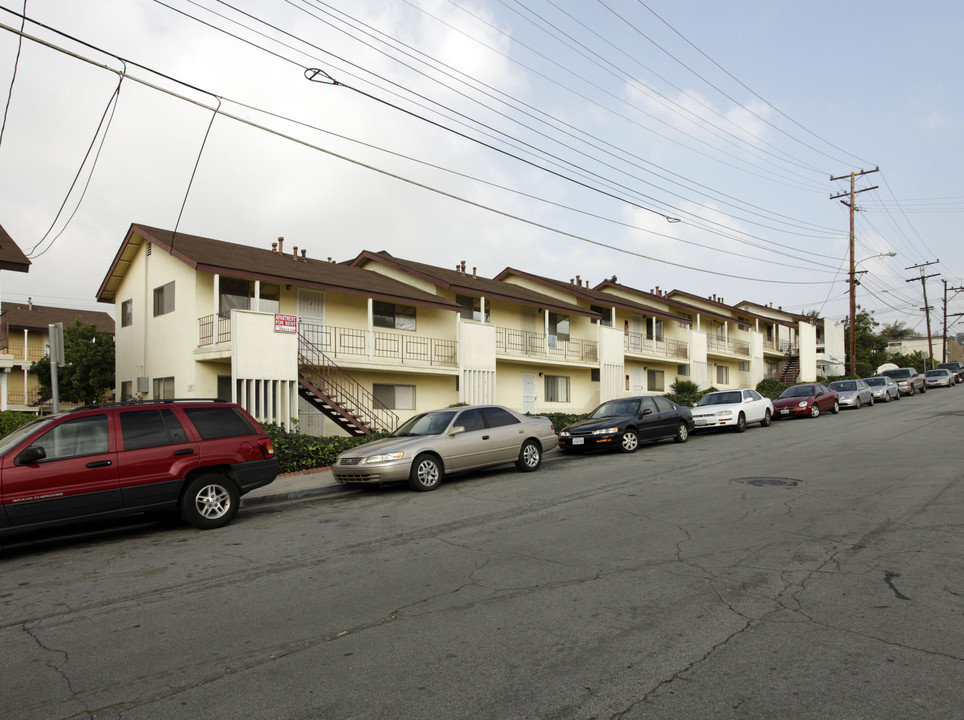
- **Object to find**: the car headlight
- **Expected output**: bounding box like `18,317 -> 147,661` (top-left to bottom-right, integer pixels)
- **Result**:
797,401 -> 809,407
363,452 -> 405,463
714,410 -> 732,417
592,427 -> 620,435
560,430 -> 571,437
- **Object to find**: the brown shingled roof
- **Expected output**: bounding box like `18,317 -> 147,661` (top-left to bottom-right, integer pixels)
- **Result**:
97,225 -> 460,312
350,251 -> 598,319
0,223 -> 30,273
2,302 -> 114,334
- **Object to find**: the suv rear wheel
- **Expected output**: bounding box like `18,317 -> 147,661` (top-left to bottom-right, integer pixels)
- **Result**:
180,474 -> 240,529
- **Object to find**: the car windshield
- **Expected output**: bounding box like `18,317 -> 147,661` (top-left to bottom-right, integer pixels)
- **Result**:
696,391 -> 742,406
883,369 -> 911,379
829,381 -> 856,392
925,370 -> 947,377
938,364 -> 959,370
0,416 -> 56,456
864,378 -> 885,387
779,386 -> 815,399
588,399 -> 641,418
391,411 -> 457,437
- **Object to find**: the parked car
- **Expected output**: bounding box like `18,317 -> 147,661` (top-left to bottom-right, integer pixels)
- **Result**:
772,383 -> 839,419
0,400 -> 279,537
558,396 -> 693,453
863,376 -> 900,403
691,389 -> 773,432
331,405 -> 556,491
924,368 -> 956,388
881,367 -> 926,395
936,362 -> 964,383
828,379 -> 874,409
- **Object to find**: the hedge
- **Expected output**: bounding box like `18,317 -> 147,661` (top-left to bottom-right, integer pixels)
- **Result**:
262,423 -> 390,474
0,410 -> 36,437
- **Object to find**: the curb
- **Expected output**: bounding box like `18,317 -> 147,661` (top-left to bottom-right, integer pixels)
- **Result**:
242,482 -> 349,507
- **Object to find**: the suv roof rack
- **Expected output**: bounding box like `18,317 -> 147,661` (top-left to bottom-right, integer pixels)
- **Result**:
73,398 -> 229,411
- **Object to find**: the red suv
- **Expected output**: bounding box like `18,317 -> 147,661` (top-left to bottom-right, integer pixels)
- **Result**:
0,400 -> 279,536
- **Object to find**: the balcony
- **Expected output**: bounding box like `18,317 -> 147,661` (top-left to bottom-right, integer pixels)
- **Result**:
3,344 -> 45,362
764,339 -> 798,355
301,323 -> 457,368
495,326 -> 598,364
624,333 -> 688,360
707,336 -> 751,357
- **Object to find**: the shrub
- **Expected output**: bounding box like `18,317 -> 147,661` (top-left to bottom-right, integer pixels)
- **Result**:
528,412 -> 586,431
665,379 -> 701,407
262,423 -> 390,474
0,410 -> 35,437
755,379 -> 788,400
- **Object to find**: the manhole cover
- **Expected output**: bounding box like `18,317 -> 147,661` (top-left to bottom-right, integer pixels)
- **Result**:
738,477 -> 800,487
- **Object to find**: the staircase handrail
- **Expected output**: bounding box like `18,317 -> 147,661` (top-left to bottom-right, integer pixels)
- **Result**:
298,331 -> 399,433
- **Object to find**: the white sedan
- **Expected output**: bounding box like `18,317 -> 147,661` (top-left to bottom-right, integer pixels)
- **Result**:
691,389 -> 774,433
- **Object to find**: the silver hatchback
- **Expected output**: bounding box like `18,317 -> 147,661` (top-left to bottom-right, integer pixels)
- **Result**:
331,405 -> 557,491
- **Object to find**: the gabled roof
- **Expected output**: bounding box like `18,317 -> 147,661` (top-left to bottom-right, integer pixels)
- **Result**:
494,267 -> 692,325
0,224 -> 30,273
665,289 -> 796,328
350,250 -> 598,318
2,302 -> 114,334
735,299 -> 815,325
97,225 -> 460,312
592,280 -> 740,325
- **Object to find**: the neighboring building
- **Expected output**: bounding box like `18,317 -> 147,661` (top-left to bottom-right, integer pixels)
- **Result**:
97,224 -> 843,436
0,300 -> 114,412
886,335 -> 964,366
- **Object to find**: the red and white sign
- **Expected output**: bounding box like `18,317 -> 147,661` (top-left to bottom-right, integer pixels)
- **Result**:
274,314 -> 298,333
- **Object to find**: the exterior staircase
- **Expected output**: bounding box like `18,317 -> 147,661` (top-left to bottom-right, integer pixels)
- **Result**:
777,353 -> 799,384
297,331 -> 398,436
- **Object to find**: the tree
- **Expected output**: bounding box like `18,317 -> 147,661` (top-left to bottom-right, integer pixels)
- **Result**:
844,306 -> 887,377
33,319 -> 115,404
879,320 -> 914,340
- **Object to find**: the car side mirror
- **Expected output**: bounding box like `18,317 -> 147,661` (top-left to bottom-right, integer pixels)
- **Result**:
640,409 -> 653,417
449,426 -> 465,436
15,446 -> 46,466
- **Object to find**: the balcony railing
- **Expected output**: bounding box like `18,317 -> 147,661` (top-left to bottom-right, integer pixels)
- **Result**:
624,333 -> 688,359
764,339 -> 798,354
6,387 -> 42,406
495,326 -> 598,363
3,344 -> 45,361
707,336 -> 751,357
198,312 -> 232,346
299,323 -> 457,367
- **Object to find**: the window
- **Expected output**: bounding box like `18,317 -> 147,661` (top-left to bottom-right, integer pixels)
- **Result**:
590,305 -> 612,327
677,364 -> 690,377
259,283 -> 281,314
455,294 -> 489,322
677,312 -> 692,329
547,313 -> 570,342
590,368 -> 600,382
544,375 -> 570,402
29,415 -> 109,460
647,369 -> 665,392
372,384 -> 415,410
120,381 -> 133,401
639,397 -> 658,414
184,406 -> 256,439
153,281 -> 175,316
716,366 -> 729,384
653,396 -> 675,413
121,299 -> 133,327
373,301 -> 416,331
153,376 -> 175,400
455,408 -> 485,432
219,277 -> 252,314
646,318 -> 664,341
481,407 -> 520,428
120,409 -> 188,450
738,361 -> 750,372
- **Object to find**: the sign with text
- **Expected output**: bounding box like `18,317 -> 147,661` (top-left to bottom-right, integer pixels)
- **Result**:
274,314 -> 298,333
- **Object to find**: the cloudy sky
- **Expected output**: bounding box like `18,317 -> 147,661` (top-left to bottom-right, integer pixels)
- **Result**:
0,0 -> 961,334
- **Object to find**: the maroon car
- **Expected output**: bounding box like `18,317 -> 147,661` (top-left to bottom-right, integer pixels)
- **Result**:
772,383 -> 839,419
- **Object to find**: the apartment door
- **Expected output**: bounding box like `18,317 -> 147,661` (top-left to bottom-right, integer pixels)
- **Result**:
297,289 -> 326,349
521,373 -> 537,414
630,367 -> 644,393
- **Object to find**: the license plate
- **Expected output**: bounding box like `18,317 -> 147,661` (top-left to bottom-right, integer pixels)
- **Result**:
695,419 -> 711,426
780,409 -> 789,415
573,437 -> 584,445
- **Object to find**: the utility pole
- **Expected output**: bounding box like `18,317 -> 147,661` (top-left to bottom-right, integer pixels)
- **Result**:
943,279 -> 964,361
906,261 -> 940,369
830,167 -> 879,375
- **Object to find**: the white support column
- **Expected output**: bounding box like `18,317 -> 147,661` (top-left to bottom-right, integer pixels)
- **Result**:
213,274 -> 220,316
367,298 -> 374,361
254,280 -> 261,313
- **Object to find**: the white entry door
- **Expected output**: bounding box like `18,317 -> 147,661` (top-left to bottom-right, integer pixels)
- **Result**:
521,373 -> 537,414
297,289 -> 325,348
631,367 -> 644,393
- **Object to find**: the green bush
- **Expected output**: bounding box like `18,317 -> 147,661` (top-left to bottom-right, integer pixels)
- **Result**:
755,378 -> 788,399
262,423 -> 390,474
0,410 -> 35,437
528,412 -> 586,431
665,379 -> 701,407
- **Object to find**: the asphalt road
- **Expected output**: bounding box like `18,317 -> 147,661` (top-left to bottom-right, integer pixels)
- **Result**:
2,388 -> 962,720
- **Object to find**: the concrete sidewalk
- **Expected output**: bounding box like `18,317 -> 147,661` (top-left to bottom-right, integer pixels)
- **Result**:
242,467 -> 346,506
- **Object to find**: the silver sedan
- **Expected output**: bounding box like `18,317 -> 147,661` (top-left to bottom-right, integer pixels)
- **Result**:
863,376 -> 900,403
331,405 -> 557,491
828,379 -> 875,409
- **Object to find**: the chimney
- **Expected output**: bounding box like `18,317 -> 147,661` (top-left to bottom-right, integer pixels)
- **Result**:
460,260 -> 467,275
576,274 -> 581,286
271,241 -> 278,253
301,249 -> 307,263
472,267 -> 477,279
584,280 -> 589,288
292,245 -> 298,260
277,237 -> 284,254
655,285 -> 661,296
28,297 -> 32,310
572,279 -> 576,285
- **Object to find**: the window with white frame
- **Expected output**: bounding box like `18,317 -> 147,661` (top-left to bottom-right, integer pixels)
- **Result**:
544,374 -> 570,402
738,361 -> 750,372
547,313 -> 570,342
153,376 -> 175,399
677,312 -> 692,329
372,384 -> 415,410
121,299 -> 133,327
153,282 -> 175,316
120,380 -> 133,400
646,317 -> 664,341
590,305 -> 612,327
716,366 -> 729,385
677,364 -> 690,377
373,301 -> 416,331
647,369 -> 665,391
455,294 -> 489,322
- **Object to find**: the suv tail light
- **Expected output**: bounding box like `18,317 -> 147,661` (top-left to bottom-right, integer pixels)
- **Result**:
258,438 -> 275,459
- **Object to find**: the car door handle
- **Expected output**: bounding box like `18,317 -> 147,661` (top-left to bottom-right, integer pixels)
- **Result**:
86,460 -> 112,468
482,435 -> 490,440
173,448 -> 195,456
